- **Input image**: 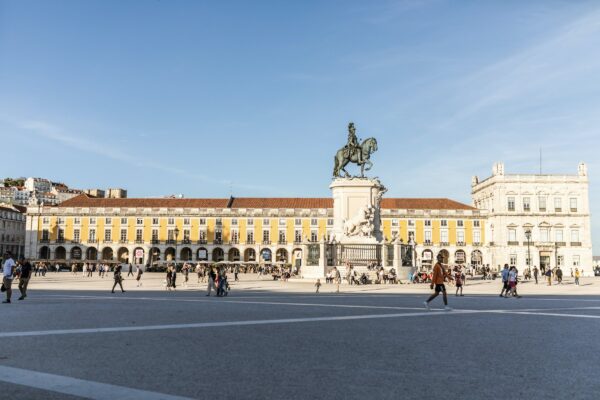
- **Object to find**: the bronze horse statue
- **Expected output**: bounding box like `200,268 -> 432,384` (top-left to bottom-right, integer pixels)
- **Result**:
333,137 -> 378,178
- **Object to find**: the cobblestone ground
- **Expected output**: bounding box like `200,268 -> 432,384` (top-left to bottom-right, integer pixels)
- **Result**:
0,273 -> 599,399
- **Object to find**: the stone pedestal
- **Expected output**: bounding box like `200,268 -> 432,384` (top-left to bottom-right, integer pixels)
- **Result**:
329,178 -> 386,243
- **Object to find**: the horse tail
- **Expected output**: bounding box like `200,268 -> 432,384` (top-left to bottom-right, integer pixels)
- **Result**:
333,153 -> 339,176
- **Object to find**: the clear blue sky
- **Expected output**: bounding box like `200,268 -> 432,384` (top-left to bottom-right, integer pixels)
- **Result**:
1,1 -> 598,252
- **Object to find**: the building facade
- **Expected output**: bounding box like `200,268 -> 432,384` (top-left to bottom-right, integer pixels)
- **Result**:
25,195 -> 486,269
472,162 -> 592,274
0,204 -> 26,259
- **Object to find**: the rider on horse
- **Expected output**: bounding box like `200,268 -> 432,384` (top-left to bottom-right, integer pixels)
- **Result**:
345,122 -> 363,165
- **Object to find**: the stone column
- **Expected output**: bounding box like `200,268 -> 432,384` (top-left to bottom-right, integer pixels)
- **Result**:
319,238 -> 326,271
382,244 -> 388,268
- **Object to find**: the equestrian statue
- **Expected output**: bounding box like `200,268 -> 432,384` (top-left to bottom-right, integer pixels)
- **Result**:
333,122 -> 378,178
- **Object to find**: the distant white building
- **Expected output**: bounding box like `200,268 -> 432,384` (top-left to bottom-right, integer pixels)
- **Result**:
24,177 -> 52,193
472,162 -> 593,275
51,187 -> 82,204
14,189 -> 30,205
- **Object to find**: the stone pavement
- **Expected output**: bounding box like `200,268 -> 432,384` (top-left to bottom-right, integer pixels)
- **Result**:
0,273 -> 599,399
19,271 -> 600,296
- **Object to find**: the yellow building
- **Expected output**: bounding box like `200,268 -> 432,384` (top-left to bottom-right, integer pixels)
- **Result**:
25,194 -> 486,269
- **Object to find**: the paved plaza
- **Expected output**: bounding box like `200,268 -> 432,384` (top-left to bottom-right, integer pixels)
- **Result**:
1,274 -> 600,399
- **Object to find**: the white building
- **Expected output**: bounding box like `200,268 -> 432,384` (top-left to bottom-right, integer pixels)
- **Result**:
14,189 -> 30,205
51,187 -> 82,204
472,162 -> 592,275
24,177 -> 52,193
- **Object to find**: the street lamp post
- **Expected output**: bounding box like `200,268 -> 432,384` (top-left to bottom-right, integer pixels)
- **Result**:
525,229 -> 532,275
174,227 -> 180,267
555,241 -> 559,273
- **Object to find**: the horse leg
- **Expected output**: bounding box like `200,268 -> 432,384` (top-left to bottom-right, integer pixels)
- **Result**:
340,160 -> 350,177
364,160 -> 372,171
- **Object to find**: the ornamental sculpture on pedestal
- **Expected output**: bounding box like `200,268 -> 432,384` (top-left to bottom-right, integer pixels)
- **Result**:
332,122 -> 378,178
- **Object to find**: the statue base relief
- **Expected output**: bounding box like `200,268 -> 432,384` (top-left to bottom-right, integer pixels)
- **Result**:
329,177 -> 387,244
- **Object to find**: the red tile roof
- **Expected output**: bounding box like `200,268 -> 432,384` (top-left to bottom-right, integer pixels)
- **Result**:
381,198 -> 475,210
58,194 -> 474,210
58,194 -> 229,208
230,198 -> 333,209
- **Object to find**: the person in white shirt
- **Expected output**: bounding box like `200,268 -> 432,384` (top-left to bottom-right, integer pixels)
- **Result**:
2,251 -> 16,304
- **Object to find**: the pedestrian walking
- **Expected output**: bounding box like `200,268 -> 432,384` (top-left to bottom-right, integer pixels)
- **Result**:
2,251 -> 16,303
17,257 -> 32,300
127,263 -> 134,277
111,264 -> 125,293
506,266 -> 521,298
171,265 -> 177,290
533,266 -> 539,284
556,267 -> 563,284
136,265 -> 143,287
165,265 -> 172,290
217,269 -> 228,297
182,263 -> 190,287
196,263 -> 204,283
315,278 -> 321,293
206,267 -> 217,296
454,267 -> 464,296
334,267 -> 341,293
574,268 -> 581,286
234,264 -> 239,282
546,268 -> 552,286
499,264 -> 510,297
424,254 -> 452,311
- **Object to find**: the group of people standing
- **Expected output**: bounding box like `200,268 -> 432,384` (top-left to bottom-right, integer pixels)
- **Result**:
1,251 -> 32,303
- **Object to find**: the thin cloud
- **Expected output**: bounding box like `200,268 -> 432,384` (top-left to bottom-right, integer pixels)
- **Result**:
10,119 -> 280,195
437,7 -> 600,129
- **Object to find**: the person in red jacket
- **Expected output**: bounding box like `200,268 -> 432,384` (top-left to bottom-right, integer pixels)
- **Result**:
423,254 -> 452,311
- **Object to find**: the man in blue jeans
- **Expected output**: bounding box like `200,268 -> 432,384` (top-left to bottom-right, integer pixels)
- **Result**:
499,264 -> 510,297
2,251 -> 16,304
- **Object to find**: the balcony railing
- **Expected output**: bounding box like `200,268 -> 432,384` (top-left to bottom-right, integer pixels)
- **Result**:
439,242 -> 449,247
229,240 -> 239,245
56,239 -> 65,243
119,240 -> 128,244
293,240 -> 302,245
151,239 -> 160,245
507,241 -> 519,246
456,241 -> 465,247
555,242 -> 566,246
182,239 -> 191,244
166,240 -> 176,244
571,242 -> 582,247
473,242 -> 481,247
213,239 -> 223,245
423,241 -> 432,246
103,240 -> 113,244
135,240 -> 144,244
40,239 -> 49,243
262,240 -> 271,245
197,239 -> 207,245
278,240 -> 287,245
71,240 -> 80,244
87,239 -> 98,243
246,239 -> 255,245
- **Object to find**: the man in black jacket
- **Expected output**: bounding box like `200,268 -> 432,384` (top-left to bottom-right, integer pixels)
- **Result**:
111,264 -> 126,293
18,258 -> 32,300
